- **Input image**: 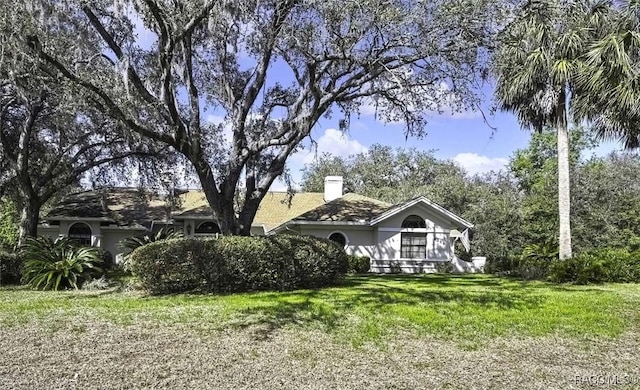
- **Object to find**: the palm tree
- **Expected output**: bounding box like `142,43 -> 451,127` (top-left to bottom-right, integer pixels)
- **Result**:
576,1 -> 640,148
493,1 -> 610,260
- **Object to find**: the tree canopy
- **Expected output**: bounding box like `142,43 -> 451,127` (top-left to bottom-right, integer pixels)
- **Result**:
0,5 -> 168,242
11,0 -> 513,235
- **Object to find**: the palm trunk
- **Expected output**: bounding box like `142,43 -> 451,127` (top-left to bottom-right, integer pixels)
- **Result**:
557,121 -> 572,260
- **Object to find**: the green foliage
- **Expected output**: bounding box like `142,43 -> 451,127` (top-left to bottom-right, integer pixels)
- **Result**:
550,249 -> 640,285
127,235 -> 348,294
0,251 -> 22,285
301,145 -> 468,208
346,255 -> 370,274
435,261 -> 455,274
0,199 -> 19,251
21,237 -> 103,290
484,256 -> 518,276
120,228 -> 183,261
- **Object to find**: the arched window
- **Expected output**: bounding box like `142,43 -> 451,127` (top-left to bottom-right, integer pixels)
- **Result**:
401,216 -> 426,259
68,222 -> 92,246
328,231 -> 348,248
194,221 -> 221,235
401,215 -> 426,229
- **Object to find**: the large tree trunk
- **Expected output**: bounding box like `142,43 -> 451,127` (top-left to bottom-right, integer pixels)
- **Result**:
18,199 -> 41,246
557,119 -> 572,260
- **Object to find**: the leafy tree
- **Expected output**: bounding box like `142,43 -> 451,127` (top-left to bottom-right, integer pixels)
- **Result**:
301,144 -> 468,209
493,0 -> 611,259
0,198 -> 18,251
0,11 -> 167,243
572,151 -> 640,252
18,0 -> 512,235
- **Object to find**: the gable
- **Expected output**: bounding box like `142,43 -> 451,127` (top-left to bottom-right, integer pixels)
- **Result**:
370,197 -> 472,229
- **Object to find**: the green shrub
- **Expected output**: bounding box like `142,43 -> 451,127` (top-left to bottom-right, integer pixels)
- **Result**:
127,235 -> 348,294
120,228 -> 184,263
125,238 -> 204,294
550,249 -> 640,284
514,242 -> 558,280
435,261 -> 455,274
346,255 -> 370,274
0,251 -> 22,285
484,256 -> 518,275
21,237 -> 103,290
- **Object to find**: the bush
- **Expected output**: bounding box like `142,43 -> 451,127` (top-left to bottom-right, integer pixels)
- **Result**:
0,251 -> 22,285
550,249 -> 640,284
346,255 -> 370,274
120,228 -> 184,263
516,256 -> 553,280
127,235 -> 348,294
21,237 -> 103,290
435,261 -> 455,274
484,256 -> 518,275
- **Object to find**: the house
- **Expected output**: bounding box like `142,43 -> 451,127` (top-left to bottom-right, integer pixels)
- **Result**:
38,177 -> 484,273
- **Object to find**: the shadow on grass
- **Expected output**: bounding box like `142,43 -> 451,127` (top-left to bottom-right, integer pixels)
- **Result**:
229,274 -> 548,340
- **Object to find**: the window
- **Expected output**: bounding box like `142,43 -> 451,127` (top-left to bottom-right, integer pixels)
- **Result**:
328,231 -> 348,247
401,233 -> 426,259
68,222 -> 92,246
194,221 -> 221,235
401,215 -> 426,229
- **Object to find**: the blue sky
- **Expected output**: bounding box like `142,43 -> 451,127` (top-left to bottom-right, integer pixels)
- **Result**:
127,10 -> 622,192
276,94 -> 622,191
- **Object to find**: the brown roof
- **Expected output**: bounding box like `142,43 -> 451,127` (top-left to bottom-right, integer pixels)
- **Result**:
47,189 -> 398,232
176,191 -> 326,232
46,188 -> 173,227
291,193 -> 392,223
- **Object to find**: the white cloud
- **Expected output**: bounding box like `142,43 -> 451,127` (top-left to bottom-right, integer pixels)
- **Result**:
453,153 -> 508,176
292,128 -> 368,165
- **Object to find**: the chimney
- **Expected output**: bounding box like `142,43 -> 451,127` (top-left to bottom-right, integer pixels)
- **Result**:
324,176 -> 343,202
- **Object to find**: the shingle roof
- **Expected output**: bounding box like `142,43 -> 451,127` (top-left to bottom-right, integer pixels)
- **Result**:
175,191 -> 326,232
291,193 -> 392,223
46,189 -> 173,226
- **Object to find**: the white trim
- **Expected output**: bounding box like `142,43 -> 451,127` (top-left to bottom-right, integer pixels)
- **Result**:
68,221 -> 92,235
369,196 -> 473,229
378,227 -> 451,234
269,220 -> 368,234
327,230 -> 349,249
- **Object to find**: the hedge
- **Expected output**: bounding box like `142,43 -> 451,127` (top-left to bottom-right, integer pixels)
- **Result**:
549,249 -> 640,284
346,255 -> 370,274
0,251 -> 22,285
127,235 -> 348,294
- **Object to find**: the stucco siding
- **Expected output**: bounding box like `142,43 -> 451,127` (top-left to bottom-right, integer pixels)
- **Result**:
101,230 -> 139,258
297,226 -> 377,258
377,204 -> 451,233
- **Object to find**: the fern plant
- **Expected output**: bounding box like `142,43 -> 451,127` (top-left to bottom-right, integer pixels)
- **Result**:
21,237 -> 103,290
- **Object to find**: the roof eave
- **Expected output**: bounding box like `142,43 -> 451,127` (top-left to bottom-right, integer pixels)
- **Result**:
369,196 -> 474,229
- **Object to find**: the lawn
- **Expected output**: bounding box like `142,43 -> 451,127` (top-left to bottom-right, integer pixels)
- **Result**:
2,274 -> 640,389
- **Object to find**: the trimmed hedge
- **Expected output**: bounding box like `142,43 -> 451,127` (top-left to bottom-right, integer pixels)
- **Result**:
550,249 -> 640,284
346,255 -> 370,274
127,235 -> 348,294
0,251 -> 22,285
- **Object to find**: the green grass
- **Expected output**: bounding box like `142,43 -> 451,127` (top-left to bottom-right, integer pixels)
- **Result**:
1,274 -> 639,347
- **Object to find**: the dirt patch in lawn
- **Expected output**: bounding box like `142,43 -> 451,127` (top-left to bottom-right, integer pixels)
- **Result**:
1,321 -> 639,390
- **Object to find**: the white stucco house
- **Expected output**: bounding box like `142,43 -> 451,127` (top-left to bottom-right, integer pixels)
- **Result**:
38,176 -> 484,273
